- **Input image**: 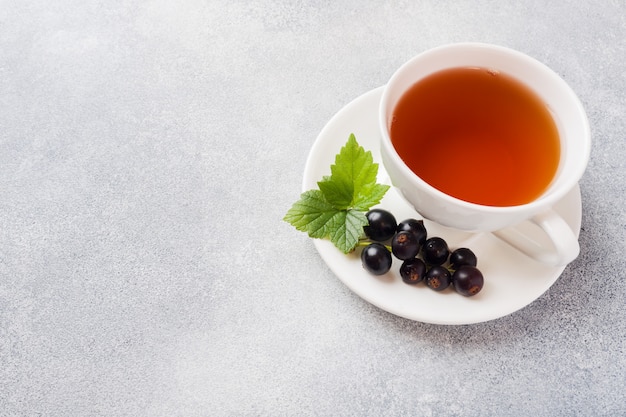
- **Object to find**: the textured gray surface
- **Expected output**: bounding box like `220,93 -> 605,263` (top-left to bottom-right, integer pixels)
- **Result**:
1,1 -> 625,416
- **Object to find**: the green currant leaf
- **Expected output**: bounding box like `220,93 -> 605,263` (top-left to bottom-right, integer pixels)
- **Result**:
328,209 -> 368,254
320,134 -> 382,209
352,183 -> 390,211
317,178 -> 353,210
283,190 -> 339,239
284,134 -> 390,253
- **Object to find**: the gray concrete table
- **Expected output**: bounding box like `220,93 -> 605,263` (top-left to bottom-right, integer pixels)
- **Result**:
1,1 -> 624,416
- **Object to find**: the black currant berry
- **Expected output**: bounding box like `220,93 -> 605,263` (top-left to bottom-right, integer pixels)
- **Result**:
452,265 -> 484,296
450,248 -> 478,269
360,243 -> 392,275
423,237 -> 450,265
400,258 -> 426,285
396,218 -> 427,245
425,265 -> 452,291
391,231 -> 420,260
363,209 -> 397,241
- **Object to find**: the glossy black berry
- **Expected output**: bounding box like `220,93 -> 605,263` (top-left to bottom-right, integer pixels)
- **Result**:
396,218 -> 427,245
425,265 -> 452,291
363,209 -> 397,241
423,237 -> 450,265
391,231 -> 420,260
452,265 -> 484,296
360,243 -> 392,275
450,248 -> 478,269
400,258 -> 426,285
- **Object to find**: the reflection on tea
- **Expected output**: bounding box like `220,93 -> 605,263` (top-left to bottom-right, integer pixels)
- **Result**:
390,67 -> 560,206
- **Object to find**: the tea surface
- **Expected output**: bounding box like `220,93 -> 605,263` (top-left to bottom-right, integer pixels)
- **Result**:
390,67 -> 560,206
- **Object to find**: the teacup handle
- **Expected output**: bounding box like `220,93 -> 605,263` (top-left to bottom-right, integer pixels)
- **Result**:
491,210 -> 580,267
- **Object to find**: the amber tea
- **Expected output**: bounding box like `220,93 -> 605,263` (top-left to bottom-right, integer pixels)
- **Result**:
390,67 -> 560,206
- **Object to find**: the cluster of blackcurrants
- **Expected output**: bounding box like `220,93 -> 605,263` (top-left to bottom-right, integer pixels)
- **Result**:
360,209 -> 484,297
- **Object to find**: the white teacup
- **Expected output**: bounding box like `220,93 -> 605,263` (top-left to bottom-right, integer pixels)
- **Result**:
379,43 -> 591,266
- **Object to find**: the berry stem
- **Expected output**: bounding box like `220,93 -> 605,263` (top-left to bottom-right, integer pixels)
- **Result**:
357,239 -> 392,252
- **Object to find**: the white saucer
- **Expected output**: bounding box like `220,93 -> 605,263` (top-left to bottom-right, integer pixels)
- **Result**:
303,86 -> 582,325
